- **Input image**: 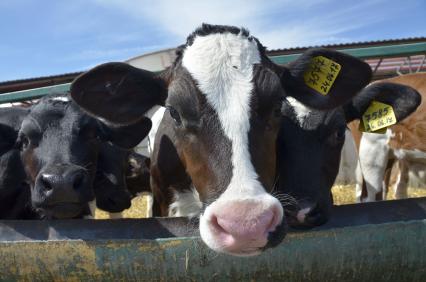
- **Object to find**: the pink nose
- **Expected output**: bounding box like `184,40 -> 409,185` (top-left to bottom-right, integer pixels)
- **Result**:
203,200 -> 282,255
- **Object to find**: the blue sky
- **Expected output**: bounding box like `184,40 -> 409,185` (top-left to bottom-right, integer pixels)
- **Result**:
0,0 -> 425,81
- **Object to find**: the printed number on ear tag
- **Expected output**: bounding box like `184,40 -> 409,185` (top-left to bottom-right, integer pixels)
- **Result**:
360,101 -> 397,133
304,56 -> 341,96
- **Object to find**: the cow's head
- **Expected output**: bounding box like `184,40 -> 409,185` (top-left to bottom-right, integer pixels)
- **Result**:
93,143 -> 134,213
17,94 -> 150,219
125,152 -> 151,197
0,107 -> 35,219
70,24 -> 371,255
279,81 -> 421,228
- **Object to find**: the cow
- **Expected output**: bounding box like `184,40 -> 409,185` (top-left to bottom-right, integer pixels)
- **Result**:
0,107 -> 39,219
125,151 -> 151,198
70,24 -> 374,256
95,144 -> 152,218
356,73 -> 426,202
277,78 -> 420,228
16,94 -> 151,219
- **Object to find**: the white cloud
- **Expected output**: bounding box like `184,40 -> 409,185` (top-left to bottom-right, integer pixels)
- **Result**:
93,0 -> 393,50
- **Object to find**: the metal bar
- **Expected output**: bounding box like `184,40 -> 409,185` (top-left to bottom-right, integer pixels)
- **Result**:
270,41 -> 426,65
0,83 -> 71,104
417,54 -> 426,72
0,198 -> 425,281
1,197 -> 425,241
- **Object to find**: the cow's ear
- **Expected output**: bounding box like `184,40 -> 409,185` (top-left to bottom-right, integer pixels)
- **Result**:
343,82 -> 421,123
99,117 -> 152,149
280,48 -> 372,110
71,62 -> 168,125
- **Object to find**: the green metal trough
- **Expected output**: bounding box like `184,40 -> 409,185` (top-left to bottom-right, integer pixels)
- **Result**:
1,197 -> 425,281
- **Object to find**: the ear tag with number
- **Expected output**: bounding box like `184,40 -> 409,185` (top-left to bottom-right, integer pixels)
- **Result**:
304,56 -> 341,96
358,119 -> 387,134
360,101 -> 396,133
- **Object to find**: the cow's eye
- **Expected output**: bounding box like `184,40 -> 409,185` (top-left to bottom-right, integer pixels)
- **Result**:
335,128 -> 346,141
19,135 -> 30,150
326,127 -> 346,147
167,106 -> 182,126
22,136 -> 29,148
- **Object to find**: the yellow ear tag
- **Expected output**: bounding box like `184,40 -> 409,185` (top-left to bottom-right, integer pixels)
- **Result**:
358,119 -> 387,134
361,101 -> 397,133
304,56 -> 341,96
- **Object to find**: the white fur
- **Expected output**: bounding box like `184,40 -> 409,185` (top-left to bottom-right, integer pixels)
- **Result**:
285,97 -> 314,126
334,130 -> 358,185
296,207 -> 311,223
183,32 -> 283,255
147,106 -> 166,155
182,32 -> 266,202
51,96 -> 70,102
168,188 -> 202,218
357,130 -> 392,202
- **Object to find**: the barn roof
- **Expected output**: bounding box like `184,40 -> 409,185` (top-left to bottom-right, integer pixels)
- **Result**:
1,37 -> 425,95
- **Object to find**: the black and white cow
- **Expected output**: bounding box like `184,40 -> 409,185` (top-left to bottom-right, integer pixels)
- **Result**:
278,81 -> 421,228
95,143 -> 152,215
70,24 -> 372,256
16,94 -> 150,219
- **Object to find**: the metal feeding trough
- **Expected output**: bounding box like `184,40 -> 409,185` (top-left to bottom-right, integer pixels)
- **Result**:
0,197 -> 425,281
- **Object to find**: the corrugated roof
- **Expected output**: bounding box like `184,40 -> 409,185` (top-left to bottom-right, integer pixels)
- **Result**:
267,37 -> 426,55
0,71 -> 83,94
1,37 -> 425,93
0,71 -> 83,87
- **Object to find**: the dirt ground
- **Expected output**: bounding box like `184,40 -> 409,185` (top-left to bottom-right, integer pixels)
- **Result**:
95,186 -> 426,219
95,193 -> 149,219
332,185 -> 426,205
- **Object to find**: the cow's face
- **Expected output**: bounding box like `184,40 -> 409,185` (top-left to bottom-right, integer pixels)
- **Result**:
167,33 -> 285,256
279,98 -> 346,227
70,24 -> 372,255
18,95 -> 150,219
279,81 -> 421,228
125,152 -> 151,197
94,143 -> 132,213
0,149 -> 29,217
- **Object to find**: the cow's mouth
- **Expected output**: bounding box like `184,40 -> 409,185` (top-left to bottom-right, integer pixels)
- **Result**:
285,204 -> 328,229
37,202 -> 87,219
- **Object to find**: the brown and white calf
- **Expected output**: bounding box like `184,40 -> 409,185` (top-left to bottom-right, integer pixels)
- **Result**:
70,24 -> 372,256
356,73 -> 426,202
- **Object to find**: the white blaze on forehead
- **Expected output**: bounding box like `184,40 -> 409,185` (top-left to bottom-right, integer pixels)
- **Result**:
285,97 -> 314,126
182,32 -> 264,199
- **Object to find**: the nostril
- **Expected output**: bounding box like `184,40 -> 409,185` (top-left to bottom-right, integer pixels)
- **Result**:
40,175 -> 53,192
211,214 -> 227,234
